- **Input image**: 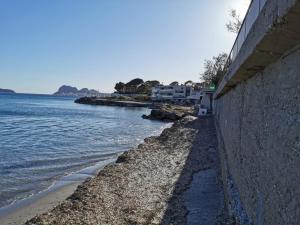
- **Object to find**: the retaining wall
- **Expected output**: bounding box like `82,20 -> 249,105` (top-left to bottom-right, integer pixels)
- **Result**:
215,46 -> 300,224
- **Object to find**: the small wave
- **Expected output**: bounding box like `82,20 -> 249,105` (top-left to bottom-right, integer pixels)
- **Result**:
0,94 -> 165,210
0,152 -> 118,171
0,157 -> 117,211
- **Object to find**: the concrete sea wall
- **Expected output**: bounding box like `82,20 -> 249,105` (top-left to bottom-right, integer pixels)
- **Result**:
214,0 -> 300,223
215,46 -> 300,224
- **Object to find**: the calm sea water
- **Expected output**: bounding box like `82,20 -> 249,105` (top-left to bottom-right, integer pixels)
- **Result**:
0,93 -> 167,208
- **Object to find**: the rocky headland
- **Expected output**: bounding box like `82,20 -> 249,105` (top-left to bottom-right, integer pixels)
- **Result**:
0,88 -> 15,94
53,85 -> 103,97
24,116 -> 226,225
75,97 -> 152,107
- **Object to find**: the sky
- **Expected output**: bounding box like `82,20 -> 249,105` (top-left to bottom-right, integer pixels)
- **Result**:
0,0 -> 250,94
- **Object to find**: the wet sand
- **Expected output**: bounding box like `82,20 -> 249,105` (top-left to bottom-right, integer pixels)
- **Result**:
0,182 -> 80,225
0,158 -> 118,225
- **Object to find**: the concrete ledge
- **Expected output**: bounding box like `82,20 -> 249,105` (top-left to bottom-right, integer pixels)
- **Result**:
215,0 -> 300,98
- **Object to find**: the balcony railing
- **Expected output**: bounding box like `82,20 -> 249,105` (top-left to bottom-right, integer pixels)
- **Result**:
222,0 -> 268,81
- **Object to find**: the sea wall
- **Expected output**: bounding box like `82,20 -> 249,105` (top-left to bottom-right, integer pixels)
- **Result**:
214,46 -> 300,224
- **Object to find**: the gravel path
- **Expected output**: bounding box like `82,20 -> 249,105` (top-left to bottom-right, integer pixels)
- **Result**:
25,116 -> 225,225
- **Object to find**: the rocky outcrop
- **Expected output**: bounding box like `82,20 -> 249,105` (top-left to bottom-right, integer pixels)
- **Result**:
0,88 -> 15,93
75,97 -> 151,107
142,104 -> 195,122
53,85 -> 100,97
142,109 -> 180,121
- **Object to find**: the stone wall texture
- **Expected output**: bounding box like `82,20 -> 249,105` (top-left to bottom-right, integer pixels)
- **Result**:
215,47 -> 300,225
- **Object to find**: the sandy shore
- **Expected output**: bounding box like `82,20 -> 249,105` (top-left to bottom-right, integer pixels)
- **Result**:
0,182 -> 80,225
1,115 -> 225,225
0,158 -> 118,225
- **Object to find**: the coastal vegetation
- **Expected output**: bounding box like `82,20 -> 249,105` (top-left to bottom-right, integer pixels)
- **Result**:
226,9 -> 242,34
199,3 -> 249,86
114,78 -> 160,95
169,81 -> 179,86
200,53 -> 228,86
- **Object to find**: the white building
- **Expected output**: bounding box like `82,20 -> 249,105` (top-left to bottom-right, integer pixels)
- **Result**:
186,88 -> 203,104
151,84 -> 186,102
200,88 -> 214,113
151,84 -> 205,104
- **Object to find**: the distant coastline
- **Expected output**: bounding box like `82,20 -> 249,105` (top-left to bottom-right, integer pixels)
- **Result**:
53,85 -> 110,97
0,88 -> 15,94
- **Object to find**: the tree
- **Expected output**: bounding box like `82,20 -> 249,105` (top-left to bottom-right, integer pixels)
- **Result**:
145,80 -> 160,87
200,53 -> 228,85
136,83 -> 148,94
169,81 -> 179,86
226,9 -> 242,34
126,78 -> 144,86
114,82 -> 125,92
184,80 -> 193,86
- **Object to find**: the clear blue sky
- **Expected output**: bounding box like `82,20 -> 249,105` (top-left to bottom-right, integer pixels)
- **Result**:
0,0 -> 249,94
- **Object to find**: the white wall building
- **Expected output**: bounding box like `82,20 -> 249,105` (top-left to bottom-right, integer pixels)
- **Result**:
186,87 -> 203,103
151,84 -> 205,104
151,85 -> 187,101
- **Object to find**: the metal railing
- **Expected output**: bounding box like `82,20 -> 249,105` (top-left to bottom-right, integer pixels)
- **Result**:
222,0 -> 268,81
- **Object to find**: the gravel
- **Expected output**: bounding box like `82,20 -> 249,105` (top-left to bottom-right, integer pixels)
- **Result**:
25,116 -> 225,225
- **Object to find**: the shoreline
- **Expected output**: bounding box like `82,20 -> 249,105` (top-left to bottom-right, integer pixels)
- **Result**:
23,116 -> 224,225
0,157 -> 118,225
75,97 -> 152,107
0,116 -> 225,225
0,122 -> 171,225
0,181 -> 81,225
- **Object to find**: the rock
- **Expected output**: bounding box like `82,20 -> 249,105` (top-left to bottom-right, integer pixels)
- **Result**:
179,116 -> 198,125
142,114 -> 150,119
149,109 -> 180,121
182,115 -> 197,122
142,104 -> 195,122
116,153 -> 129,163
54,85 -> 78,95
74,97 -> 95,104
75,97 -> 151,108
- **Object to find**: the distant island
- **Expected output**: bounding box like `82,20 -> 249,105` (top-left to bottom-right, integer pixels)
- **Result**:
53,85 -> 101,97
0,88 -> 16,93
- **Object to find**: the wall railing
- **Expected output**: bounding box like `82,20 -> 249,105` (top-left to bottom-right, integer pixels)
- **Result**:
221,0 -> 268,82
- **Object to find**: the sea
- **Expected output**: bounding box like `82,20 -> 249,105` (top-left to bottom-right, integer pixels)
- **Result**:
0,93 -> 168,209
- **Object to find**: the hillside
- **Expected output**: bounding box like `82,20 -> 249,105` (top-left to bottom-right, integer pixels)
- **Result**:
53,85 -> 100,97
